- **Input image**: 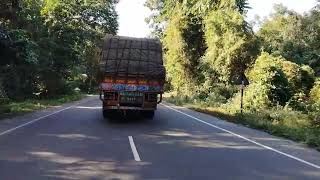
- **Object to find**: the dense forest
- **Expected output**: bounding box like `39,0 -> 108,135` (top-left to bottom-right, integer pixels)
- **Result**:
146,0 -> 320,147
0,0 -> 118,100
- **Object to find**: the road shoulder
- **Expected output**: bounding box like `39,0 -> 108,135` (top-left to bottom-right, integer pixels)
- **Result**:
0,95 -> 97,136
161,102 -> 320,170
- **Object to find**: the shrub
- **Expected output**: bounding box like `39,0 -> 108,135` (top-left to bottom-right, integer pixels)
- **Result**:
309,113 -> 320,128
281,65 -> 314,111
286,92 -> 310,111
280,63 -> 315,94
280,61 -> 302,92
195,83 -> 239,107
228,53 -> 292,110
300,65 -> 315,93
205,91 -> 227,107
310,80 -> 320,103
229,53 -> 317,111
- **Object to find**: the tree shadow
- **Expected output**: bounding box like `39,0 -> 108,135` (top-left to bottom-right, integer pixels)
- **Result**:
1,103 -> 320,180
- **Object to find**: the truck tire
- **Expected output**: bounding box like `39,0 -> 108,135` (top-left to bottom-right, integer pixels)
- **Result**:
143,110 -> 155,119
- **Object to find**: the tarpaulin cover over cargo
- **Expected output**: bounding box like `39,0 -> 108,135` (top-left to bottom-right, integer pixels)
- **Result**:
99,35 -> 165,92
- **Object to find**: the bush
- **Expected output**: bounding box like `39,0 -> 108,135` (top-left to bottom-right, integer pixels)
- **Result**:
300,65 -> 315,93
194,84 -> 239,107
228,53 -> 292,110
280,61 -> 302,92
204,91 -> 227,107
309,113 -> 320,128
310,80 -> 320,103
280,63 -> 315,94
286,92 -> 310,111
280,64 -> 314,111
229,53 -> 317,111
249,53 -> 293,104
279,62 -> 314,94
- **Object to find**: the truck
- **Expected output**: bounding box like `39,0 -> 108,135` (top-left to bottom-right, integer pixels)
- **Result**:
99,35 -> 166,119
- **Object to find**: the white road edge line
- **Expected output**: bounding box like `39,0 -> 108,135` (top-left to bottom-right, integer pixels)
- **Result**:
161,103 -> 320,169
129,136 -> 141,162
0,102 -> 82,136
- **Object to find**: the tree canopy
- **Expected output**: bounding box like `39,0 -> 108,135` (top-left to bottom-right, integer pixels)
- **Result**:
0,0 -> 118,99
146,1 -> 320,112
258,4 -> 320,75
145,0 -> 257,95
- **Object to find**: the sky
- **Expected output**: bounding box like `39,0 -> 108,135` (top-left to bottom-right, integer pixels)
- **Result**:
116,0 -> 318,38
116,0 -> 152,37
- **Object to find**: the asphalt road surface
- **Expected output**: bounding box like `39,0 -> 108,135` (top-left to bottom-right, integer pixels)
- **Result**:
1,96 -> 320,180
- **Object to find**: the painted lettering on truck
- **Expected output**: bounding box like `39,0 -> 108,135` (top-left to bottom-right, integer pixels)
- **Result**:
99,35 -> 166,119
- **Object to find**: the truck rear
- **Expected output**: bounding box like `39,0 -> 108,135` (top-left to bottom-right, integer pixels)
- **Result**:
99,35 -> 165,118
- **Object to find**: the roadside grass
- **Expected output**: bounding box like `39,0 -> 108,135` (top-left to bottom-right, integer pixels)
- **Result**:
164,94 -> 320,151
0,93 -> 86,120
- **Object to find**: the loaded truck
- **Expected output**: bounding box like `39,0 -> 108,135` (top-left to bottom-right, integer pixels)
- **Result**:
99,35 -> 166,118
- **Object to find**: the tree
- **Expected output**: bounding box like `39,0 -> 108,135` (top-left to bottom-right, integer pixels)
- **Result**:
163,6 -> 199,93
258,3 -> 320,76
37,0 -> 118,95
145,0 -> 209,94
0,0 -> 118,99
0,0 -> 21,28
202,0 -> 258,84
301,4 -> 320,76
145,0 -> 255,94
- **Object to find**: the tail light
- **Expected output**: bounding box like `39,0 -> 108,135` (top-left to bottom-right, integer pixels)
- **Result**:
104,92 -> 118,100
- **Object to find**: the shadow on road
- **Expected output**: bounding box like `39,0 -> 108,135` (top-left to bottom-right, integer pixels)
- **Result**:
1,101 -> 320,180
103,110 -> 153,124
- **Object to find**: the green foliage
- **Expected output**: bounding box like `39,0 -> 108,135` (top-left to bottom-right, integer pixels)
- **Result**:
301,65 -> 316,92
309,112 -> 320,129
228,52 -> 316,111
163,3 -> 206,94
146,0 -> 255,93
0,0 -> 118,100
163,7 -> 192,94
280,61 -> 315,94
258,4 -> 320,76
156,2 -> 320,149
232,53 -> 291,109
203,1 -> 258,83
258,5 -> 306,64
0,93 -> 85,119
310,80 -> 320,103
167,95 -> 320,149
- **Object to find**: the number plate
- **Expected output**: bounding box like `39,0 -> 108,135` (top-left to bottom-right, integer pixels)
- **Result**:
119,92 -> 143,96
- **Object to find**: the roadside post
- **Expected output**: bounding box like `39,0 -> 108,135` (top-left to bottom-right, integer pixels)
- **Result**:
240,80 -> 244,114
233,73 -> 249,115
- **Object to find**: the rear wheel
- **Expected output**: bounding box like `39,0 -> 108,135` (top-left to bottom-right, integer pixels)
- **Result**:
142,110 -> 155,119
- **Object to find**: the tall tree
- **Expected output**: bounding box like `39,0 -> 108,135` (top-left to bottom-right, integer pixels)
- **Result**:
203,0 -> 257,84
145,0 -> 255,93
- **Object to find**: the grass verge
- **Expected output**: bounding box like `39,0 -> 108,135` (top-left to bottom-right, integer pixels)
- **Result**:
164,95 -> 320,151
0,93 -> 86,120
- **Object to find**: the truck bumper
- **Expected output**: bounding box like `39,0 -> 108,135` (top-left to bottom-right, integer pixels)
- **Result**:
103,106 -> 156,111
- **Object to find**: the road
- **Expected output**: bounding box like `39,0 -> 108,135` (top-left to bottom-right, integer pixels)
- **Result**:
0,96 -> 320,180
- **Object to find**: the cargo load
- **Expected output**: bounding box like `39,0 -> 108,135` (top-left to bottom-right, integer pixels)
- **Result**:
99,35 -> 165,92
99,35 -> 166,118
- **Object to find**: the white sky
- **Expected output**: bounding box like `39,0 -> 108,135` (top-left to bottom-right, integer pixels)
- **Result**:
116,0 -> 152,37
116,0 -> 318,38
